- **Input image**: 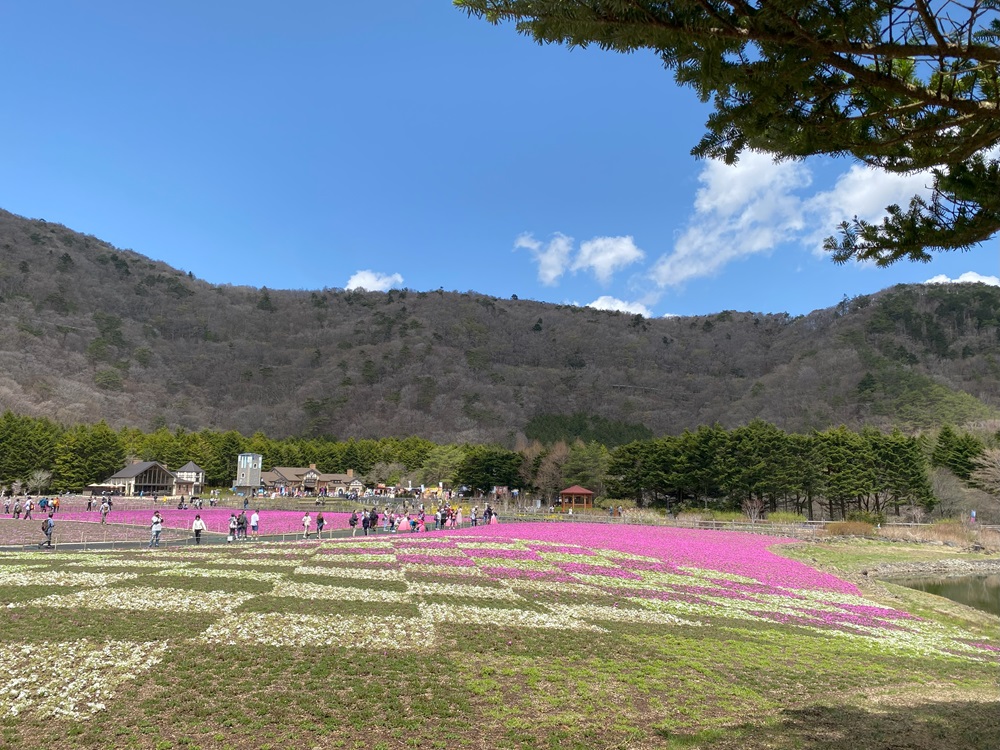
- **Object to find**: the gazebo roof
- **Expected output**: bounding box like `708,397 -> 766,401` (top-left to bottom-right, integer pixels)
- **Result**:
559,485 -> 594,496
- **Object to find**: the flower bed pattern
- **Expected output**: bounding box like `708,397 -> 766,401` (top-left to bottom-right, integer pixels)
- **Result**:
0,522 -> 994,720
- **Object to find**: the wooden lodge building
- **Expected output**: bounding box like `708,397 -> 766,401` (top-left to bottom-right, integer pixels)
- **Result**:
87,460 -> 205,497
258,465 -> 365,496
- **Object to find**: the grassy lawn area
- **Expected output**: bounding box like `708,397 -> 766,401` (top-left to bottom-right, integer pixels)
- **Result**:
0,524 -> 995,749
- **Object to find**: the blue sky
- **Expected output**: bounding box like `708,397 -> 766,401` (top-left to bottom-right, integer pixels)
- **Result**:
1,1 -> 996,317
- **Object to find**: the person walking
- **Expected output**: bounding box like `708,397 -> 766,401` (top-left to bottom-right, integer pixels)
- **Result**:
100,499 -> 110,524
349,510 -> 358,537
228,513 -> 237,542
250,509 -> 260,540
149,511 -> 163,549
39,513 -> 54,549
192,514 -> 206,545
23,498 -> 33,521
316,511 -> 325,539
302,512 -> 311,539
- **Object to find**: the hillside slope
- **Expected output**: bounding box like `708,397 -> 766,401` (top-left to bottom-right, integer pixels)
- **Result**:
1,209 -> 997,442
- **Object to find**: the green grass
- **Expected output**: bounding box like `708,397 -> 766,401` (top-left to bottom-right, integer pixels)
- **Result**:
0,536 -> 996,750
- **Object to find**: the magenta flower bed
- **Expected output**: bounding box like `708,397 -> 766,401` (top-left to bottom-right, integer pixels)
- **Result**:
394,553 -> 476,567
557,562 -> 643,579
479,566 -> 577,582
528,544 -> 597,555
448,522 -> 857,594
52,508 -> 353,535
463,548 -> 542,561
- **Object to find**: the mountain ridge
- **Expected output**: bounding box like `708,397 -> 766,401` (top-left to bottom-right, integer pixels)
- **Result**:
1,208 -> 997,443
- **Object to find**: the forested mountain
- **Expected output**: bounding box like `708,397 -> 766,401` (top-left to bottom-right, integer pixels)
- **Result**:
1,208 -> 997,444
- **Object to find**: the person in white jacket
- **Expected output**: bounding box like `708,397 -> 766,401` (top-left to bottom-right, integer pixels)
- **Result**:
302,512 -> 311,539
192,514 -> 207,545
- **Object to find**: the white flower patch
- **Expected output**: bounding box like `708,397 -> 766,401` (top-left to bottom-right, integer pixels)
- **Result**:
196,558 -> 303,568
407,582 -> 524,601
538,552 -> 607,564
593,550 -> 664,563
0,640 -> 168,719
274,581 -> 408,603
474,558 -> 559,572
639,570 -> 732,591
418,602 -> 605,632
295,565 -> 405,581
635,596 -> 758,623
393,546 -> 469,557
391,537 -> 456,545
503,579 -> 608,597
66,559 -> 191,570
400,563 -> 486,578
155,568 -> 285,582
307,553 -> 397,564
2,553 -> 99,564
0,570 -> 137,587
548,603 -> 703,628
828,621 -> 999,661
324,540 -> 395,549
200,613 -> 434,648
676,567 -> 763,586
13,585 -> 254,613
230,548 -> 314,558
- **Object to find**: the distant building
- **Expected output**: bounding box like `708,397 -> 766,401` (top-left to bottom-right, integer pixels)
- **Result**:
174,461 -> 205,496
105,461 -> 177,497
558,485 -> 595,513
260,465 -> 364,496
234,453 -> 263,495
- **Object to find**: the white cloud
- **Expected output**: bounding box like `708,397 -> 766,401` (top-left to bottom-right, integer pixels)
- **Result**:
515,232 -> 573,285
652,152 -> 810,287
571,236 -> 645,283
925,271 -> 1000,286
585,295 -> 653,317
804,165 -> 932,256
345,270 -> 404,292
650,153 -> 937,287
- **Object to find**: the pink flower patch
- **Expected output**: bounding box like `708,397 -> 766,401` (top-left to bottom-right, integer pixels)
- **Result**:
395,554 -> 476,567
481,567 -> 576,582
529,545 -> 596,556
463,548 -> 542,561
557,562 -> 643,580
321,547 -> 394,555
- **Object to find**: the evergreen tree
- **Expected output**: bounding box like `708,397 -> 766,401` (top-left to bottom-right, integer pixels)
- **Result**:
932,425 -> 985,479
561,440 -> 610,496
455,445 -> 522,493
53,421 -> 125,490
459,0 -> 1000,260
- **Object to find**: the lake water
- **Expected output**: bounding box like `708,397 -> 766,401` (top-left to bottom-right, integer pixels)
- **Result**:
893,574 -> 1000,617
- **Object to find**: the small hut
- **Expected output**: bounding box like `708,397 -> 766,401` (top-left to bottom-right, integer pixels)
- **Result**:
558,485 -> 594,513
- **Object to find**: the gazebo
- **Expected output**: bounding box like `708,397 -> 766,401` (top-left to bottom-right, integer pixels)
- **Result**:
558,485 -> 594,513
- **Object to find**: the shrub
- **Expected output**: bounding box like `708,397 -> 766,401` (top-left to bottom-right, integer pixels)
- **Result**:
767,511 -> 807,523
824,521 -> 876,537
847,510 -> 886,525
926,520 -> 974,546
94,369 -> 124,391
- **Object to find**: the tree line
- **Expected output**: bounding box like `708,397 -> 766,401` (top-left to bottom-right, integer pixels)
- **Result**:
1,411 -> 992,520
